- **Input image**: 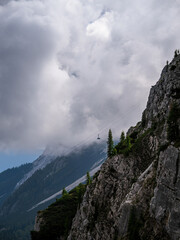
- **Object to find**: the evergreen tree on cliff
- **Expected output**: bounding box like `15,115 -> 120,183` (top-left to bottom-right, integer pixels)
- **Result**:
62,187 -> 68,197
107,129 -> 114,158
86,172 -> 92,185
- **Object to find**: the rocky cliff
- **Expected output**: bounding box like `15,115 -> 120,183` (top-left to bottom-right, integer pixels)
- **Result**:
67,54 -> 180,240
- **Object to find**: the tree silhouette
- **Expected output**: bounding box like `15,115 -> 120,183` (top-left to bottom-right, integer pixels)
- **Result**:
62,187 -> 68,197
86,172 -> 92,185
107,129 -> 114,158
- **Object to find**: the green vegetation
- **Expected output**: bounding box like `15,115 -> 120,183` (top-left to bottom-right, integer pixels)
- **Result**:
62,187 -> 68,197
114,132 -> 132,156
31,183 -> 86,240
86,171 -> 92,185
131,128 -> 152,153
107,129 -> 114,158
129,130 -> 139,144
0,225 -> 33,240
167,103 -> 180,142
0,210 -> 36,240
0,143 -> 106,240
108,116 -> 166,163
0,163 -> 33,207
106,129 -> 134,158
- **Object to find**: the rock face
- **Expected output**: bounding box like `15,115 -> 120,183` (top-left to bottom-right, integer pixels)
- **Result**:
68,54 -> 180,240
34,213 -> 44,232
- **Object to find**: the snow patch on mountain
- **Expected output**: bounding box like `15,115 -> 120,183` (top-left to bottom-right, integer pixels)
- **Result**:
27,164 -> 102,212
90,158 -> 104,170
15,154 -> 56,189
15,144 -> 70,189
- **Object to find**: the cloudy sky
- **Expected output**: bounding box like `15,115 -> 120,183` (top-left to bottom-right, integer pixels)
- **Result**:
0,0 -> 179,171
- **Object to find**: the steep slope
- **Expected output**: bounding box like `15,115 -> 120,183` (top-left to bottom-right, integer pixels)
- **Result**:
15,154 -> 56,189
28,164 -> 102,212
67,55 -> 180,239
0,150 -> 58,207
31,183 -> 87,240
0,142 -> 106,216
0,141 -> 106,240
0,163 -> 33,207
15,144 -> 74,190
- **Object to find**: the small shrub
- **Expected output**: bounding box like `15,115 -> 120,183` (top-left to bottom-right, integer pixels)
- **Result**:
114,132 -> 132,157
86,172 -> 92,185
129,131 -> 138,143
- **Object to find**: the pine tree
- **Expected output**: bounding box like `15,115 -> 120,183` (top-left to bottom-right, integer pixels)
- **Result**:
174,50 -> 178,58
120,131 -> 125,142
107,129 -> 114,158
86,172 -> 92,185
62,187 -> 68,197
166,60 -> 169,72
126,136 -> 132,151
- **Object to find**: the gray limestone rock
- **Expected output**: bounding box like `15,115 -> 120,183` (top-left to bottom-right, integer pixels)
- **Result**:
67,55 -> 180,240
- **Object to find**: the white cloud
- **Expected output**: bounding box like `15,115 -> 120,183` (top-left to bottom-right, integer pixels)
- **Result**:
0,0 -> 179,153
86,11 -> 113,41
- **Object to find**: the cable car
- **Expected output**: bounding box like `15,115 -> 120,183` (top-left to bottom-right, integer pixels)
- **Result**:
97,134 -> 100,140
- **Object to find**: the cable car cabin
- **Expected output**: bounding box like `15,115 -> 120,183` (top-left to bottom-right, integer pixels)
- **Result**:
97,134 -> 100,140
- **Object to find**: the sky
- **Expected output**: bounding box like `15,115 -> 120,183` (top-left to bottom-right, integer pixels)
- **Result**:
0,0 -> 180,172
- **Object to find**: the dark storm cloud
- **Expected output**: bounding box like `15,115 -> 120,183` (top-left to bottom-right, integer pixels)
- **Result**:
0,0 -> 179,153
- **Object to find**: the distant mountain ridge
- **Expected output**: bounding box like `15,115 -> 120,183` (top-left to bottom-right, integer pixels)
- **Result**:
27,164 -> 102,212
15,155 -> 56,189
0,146 -> 63,207
0,141 -> 107,240
15,143 -> 73,189
0,163 -> 33,207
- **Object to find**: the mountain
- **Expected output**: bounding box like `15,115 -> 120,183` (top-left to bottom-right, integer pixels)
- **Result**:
31,183 -> 87,240
33,52 -> 180,240
0,152 -> 57,209
0,163 -> 33,207
0,141 -> 106,240
0,148 -> 64,208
